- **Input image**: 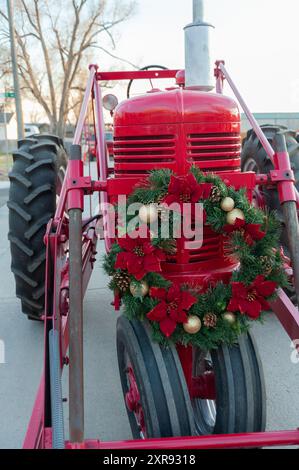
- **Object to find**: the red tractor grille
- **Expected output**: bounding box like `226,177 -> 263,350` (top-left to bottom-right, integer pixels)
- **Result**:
165,227 -> 223,265
186,132 -> 241,172
114,135 -> 176,176
187,229 -> 223,263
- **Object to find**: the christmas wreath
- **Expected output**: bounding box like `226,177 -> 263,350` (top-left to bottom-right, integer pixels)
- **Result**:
103,167 -> 288,350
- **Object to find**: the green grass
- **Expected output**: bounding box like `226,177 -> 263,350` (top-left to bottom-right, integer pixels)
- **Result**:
0,153 -> 12,181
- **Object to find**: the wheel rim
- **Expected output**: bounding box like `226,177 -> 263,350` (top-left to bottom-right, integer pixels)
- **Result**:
192,350 -> 217,435
124,352 -> 146,439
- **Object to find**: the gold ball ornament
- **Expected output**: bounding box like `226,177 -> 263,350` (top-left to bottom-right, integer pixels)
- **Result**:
223,312 -> 236,325
183,315 -> 202,334
220,197 -> 235,212
139,204 -> 158,224
129,280 -> 149,298
226,208 -> 245,225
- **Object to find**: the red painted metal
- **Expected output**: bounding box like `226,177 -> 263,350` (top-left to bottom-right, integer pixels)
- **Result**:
93,75 -> 107,182
23,60 -> 299,450
175,69 -> 185,87
23,376 -> 45,449
108,172 -> 253,282
125,367 -> 146,437
67,160 -> 85,210
191,373 -> 216,400
217,61 -> 276,164
270,288 -> 299,342
114,88 -> 239,126
176,345 -> 216,399
255,173 -> 270,185
272,151 -> 296,203
112,86 -> 242,280
216,61 -> 299,207
23,212 -> 99,448
66,429 -> 299,449
96,70 -> 179,81
54,66 -> 97,223
92,73 -> 112,251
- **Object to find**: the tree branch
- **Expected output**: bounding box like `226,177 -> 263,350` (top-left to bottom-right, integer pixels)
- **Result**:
0,0 -> 136,136
32,0 -> 57,122
91,45 -> 139,69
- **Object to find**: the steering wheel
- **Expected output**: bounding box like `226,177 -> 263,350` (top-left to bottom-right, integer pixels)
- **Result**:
126,65 -> 168,99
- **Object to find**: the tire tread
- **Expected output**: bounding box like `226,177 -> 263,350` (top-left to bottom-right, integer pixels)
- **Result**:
8,135 -> 67,319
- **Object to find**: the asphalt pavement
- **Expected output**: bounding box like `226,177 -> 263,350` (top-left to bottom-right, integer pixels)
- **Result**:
0,180 -> 299,448
0,182 -> 9,209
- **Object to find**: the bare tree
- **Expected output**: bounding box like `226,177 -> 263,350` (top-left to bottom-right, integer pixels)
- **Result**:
0,0 -> 135,137
0,45 -> 11,84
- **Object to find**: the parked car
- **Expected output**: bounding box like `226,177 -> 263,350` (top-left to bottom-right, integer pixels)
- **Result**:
24,124 -> 40,137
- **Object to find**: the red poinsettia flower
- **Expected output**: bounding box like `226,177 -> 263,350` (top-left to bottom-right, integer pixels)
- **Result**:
115,226 -> 166,280
227,275 -> 277,319
163,174 -> 212,209
224,218 -> 266,245
147,284 -> 197,337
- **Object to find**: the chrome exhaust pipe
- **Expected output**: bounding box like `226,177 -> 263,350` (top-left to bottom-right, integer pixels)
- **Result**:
185,0 -> 215,91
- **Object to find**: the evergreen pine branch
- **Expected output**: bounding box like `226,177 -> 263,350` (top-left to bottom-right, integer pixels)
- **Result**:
103,167 -> 288,351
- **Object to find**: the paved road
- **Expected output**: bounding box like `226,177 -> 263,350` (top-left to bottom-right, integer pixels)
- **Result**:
0,182 -> 9,209
0,191 -> 299,448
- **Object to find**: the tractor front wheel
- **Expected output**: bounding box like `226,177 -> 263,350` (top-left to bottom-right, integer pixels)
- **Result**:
116,316 -> 195,439
192,333 -> 266,435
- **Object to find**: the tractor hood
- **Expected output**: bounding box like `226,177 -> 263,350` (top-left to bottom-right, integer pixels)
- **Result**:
114,88 -> 240,127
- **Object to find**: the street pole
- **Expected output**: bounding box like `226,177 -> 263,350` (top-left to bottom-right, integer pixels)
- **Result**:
3,99 -> 10,172
6,0 -> 24,140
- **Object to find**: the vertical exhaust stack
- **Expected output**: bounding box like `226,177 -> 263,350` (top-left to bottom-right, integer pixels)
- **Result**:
184,0 -> 215,91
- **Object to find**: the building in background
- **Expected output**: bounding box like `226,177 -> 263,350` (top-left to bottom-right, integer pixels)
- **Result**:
241,113 -> 299,139
0,112 -> 17,140
0,112 -> 17,152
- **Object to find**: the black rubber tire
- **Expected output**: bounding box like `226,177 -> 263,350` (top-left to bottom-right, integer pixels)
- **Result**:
192,333 -> 266,435
116,316 -> 195,439
241,125 -> 299,252
8,134 -> 67,320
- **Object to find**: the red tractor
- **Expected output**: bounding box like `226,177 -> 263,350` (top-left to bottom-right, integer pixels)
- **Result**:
7,0 -> 299,449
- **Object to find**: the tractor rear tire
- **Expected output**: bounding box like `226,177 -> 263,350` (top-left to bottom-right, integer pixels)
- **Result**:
116,316 -> 195,439
241,124 -> 299,252
8,135 -> 67,320
192,333 -> 266,435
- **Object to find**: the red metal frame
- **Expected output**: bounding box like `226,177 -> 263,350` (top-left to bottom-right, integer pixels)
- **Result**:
23,64 -> 299,450
215,61 -> 299,207
65,430 -> 299,449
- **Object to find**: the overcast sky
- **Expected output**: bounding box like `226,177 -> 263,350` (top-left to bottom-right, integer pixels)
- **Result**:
100,0 -> 299,112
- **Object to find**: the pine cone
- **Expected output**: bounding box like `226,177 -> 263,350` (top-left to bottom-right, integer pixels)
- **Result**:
259,256 -> 273,276
113,271 -> 130,293
210,186 -> 222,203
203,312 -> 217,328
